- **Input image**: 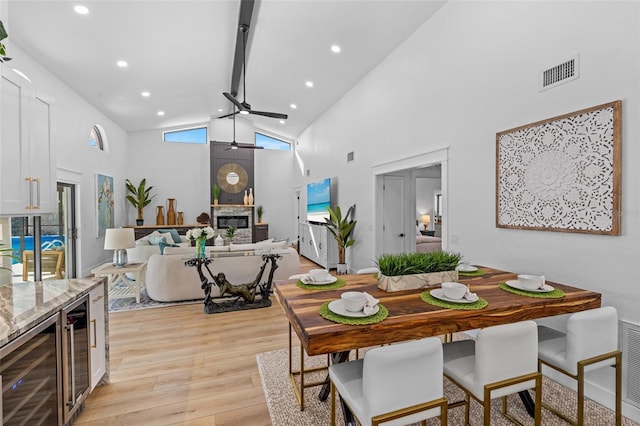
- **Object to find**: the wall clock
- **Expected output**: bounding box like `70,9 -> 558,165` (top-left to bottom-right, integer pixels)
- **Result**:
217,163 -> 248,194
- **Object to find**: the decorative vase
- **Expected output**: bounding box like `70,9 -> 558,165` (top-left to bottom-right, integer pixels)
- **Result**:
177,211 -> 184,225
215,234 -> 224,246
167,198 -> 176,225
214,199 -> 219,206
156,206 -> 165,225
196,238 -> 206,259
248,188 -> 254,205
243,190 -> 248,206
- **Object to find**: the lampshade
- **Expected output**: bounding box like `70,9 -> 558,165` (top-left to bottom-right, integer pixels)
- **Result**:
104,228 -> 135,250
421,214 -> 431,225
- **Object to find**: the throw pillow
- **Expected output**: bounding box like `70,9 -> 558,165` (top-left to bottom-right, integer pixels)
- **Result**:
158,228 -> 181,244
158,239 -> 179,254
147,235 -> 166,245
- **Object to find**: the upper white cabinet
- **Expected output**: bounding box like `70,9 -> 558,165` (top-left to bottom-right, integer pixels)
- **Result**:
0,68 -> 56,215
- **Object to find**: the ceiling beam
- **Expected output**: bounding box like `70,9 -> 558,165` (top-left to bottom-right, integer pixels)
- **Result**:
230,0 -> 254,98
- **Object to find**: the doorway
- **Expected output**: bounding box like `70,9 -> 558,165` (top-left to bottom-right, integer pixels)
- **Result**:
373,148 -> 449,257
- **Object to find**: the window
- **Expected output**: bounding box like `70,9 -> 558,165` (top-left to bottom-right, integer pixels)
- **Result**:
255,132 -> 291,151
163,126 -> 207,144
89,125 -> 105,150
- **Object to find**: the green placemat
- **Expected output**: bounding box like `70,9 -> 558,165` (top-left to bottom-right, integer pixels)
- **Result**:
498,282 -> 565,298
296,278 -> 347,291
319,301 -> 389,325
458,269 -> 486,277
420,291 -> 488,310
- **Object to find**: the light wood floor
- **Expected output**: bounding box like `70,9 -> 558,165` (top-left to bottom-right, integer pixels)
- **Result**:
75,255 -> 319,426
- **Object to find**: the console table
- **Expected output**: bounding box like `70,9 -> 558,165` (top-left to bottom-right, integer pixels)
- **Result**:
185,251 -> 283,314
124,224 -> 206,240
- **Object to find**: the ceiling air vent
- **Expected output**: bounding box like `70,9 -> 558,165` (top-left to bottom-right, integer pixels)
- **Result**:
540,53 -> 579,91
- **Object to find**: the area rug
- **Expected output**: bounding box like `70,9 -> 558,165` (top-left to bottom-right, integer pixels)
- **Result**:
108,282 -> 202,312
256,345 -> 632,426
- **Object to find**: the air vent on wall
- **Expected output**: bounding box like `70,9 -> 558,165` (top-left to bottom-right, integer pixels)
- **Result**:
347,151 -> 354,162
540,53 -> 579,91
623,320 -> 640,408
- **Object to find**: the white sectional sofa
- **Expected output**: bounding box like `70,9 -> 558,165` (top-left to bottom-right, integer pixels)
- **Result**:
144,241 -> 300,302
126,230 -> 191,263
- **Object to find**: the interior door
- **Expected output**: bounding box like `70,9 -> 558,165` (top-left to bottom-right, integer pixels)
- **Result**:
382,175 -> 404,254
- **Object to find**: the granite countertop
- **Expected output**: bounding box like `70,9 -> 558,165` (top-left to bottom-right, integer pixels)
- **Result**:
0,277 -> 104,347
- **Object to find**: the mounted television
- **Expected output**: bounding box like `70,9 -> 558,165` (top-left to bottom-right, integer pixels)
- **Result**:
307,177 -> 332,224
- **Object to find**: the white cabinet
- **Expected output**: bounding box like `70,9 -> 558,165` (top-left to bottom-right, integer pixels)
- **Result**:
0,68 -> 56,215
298,222 -> 338,269
89,283 -> 107,391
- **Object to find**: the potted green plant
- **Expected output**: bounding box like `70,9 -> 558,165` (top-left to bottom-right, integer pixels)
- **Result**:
325,205 -> 357,274
213,184 -> 221,205
125,178 -> 156,225
225,225 -> 237,244
375,251 -> 461,292
256,205 -> 264,223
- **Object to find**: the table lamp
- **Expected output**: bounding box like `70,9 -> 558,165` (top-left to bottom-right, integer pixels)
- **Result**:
104,228 -> 135,267
421,214 -> 431,230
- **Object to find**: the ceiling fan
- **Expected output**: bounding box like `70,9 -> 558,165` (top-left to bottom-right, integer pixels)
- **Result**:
218,24 -> 288,120
210,110 -> 264,150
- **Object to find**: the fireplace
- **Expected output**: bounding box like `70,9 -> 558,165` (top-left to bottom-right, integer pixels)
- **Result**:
217,215 -> 249,229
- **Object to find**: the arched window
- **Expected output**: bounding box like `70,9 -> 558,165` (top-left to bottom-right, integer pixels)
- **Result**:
89,125 -> 105,150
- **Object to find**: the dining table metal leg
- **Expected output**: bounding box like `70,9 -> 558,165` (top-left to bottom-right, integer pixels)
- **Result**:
518,390 -> 535,417
319,351 -> 356,426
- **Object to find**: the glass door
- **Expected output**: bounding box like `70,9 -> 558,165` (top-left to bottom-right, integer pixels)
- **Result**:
4,182 -> 77,283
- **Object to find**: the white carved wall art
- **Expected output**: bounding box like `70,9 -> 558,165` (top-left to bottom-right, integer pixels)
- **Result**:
496,100 -> 621,235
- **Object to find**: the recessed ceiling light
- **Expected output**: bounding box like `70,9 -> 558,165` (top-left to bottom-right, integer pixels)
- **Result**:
74,5 -> 89,15
305,81 -> 314,88
218,108 -> 223,112
11,68 -> 31,82
141,91 -> 150,97
290,104 -> 297,109
331,45 -> 341,53
157,111 -> 165,116
117,60 -> 128,68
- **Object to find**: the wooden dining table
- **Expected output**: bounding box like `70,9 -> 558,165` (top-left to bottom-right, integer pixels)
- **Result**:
274,266 -> 602,422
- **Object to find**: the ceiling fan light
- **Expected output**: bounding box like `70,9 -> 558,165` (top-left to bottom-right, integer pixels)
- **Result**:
239,110 -> 249,115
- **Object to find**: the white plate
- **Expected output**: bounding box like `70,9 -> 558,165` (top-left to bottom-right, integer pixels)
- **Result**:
328,300 -> 380,317
505,280 -> 554,293
456,264 -> 478,272
430,288 -> 478,304
304,275 -> 338,285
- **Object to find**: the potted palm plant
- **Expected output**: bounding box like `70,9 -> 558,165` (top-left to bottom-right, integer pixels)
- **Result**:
325,205 -> 357,274
125,178 -> 156,225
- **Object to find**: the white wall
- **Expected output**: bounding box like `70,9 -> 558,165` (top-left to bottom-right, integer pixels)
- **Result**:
295,1 -> 640,326
127,124 -> 211,226
5,43 -> 129,277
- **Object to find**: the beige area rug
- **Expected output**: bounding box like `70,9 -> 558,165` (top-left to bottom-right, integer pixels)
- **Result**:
257,345 -> 633,426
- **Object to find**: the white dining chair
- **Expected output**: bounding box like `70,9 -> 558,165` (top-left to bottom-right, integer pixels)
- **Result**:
537,306 -> 621,426
442,320 -> 542,426
329,337 -> 448,426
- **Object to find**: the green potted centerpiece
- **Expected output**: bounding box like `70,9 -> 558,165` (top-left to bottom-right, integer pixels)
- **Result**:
225,225 -> 237,244
125,178 -> 156,225
325,205 -> 357,274
376,251 -> 461,292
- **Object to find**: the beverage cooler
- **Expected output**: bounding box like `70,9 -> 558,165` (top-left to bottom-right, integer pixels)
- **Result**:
0,294 -> 90,425
0,313 -> 61,425
61,295 -> 90,424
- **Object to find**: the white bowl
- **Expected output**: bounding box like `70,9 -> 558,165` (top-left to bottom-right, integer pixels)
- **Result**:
441,282 -> 466,300
517,274 -> 544,290
309,268 -> 330,282
341,291 -> 367,312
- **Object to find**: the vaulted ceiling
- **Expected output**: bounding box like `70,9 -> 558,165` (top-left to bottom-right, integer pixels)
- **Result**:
5,0 -> 445,139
